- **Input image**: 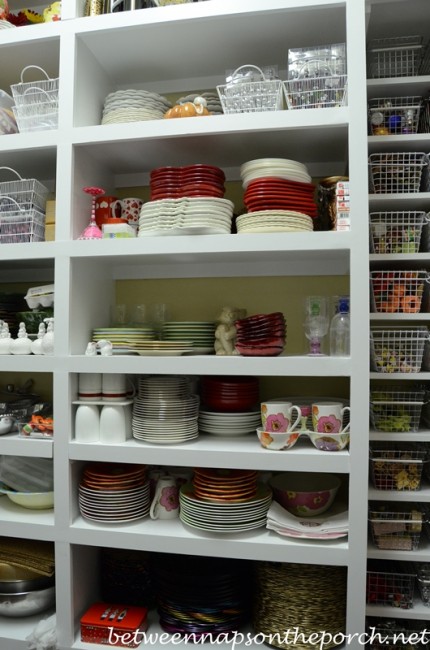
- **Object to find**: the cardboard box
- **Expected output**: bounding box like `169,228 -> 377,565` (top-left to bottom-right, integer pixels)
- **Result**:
44,224 -> 55,241
80,602 -> 148,647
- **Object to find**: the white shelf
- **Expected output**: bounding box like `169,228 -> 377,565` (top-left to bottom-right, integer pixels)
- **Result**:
368,537 -> 430,562
367,75 -> 430,99
370,313 -> 430,321
366,601 -> 430,620
0,435 -> 53,458
370,373 -> 430,381
368,485 -> 430,503
369,194 -> 430,211
370,430 -> 430,442
368,134 -> 430,154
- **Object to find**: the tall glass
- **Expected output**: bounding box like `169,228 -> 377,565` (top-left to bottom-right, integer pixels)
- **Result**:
303,295 -> 329,356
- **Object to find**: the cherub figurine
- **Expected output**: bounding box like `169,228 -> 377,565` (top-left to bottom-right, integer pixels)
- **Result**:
214,306 -> 247,356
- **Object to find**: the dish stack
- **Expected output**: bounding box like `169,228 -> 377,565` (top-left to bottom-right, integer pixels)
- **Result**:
132,375 -> 200,444
149,165 -> 226,200
101,89 -> 172,125
198,408 -> 261,437
160,321 -> 216,353
78,463 -> 150,524
10,66 -> 59,133
179,468 -> 272,533
91,326 -> 157,354
236,157 -> 316,233
138,197 -> 234,236
200,376 -> 260,412
234,312 -> 286,357
151,553 -> 251,639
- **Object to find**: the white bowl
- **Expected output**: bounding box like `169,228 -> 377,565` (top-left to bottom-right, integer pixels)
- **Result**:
5,491 -> 54,510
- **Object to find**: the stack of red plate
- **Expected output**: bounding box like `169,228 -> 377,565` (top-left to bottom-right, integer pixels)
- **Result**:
235,312 -> 286,357
192,468 -> 259,502
150,165 -> 226,200
243,177 -> 317,218
200,376 -> 260,412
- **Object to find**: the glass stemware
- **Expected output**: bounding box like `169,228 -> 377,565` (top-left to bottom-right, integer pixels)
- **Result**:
77,186 -> 104,240
303,295 -> 329,356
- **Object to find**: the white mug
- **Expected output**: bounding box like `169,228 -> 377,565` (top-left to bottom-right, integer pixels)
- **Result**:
261,400 -> 302,432
121,197 -> 143,226
312,402 -> 350,434
75,404 -> 100,442
78,373 -> 102,401
149,476 -> 179,520
99,404 -> 132,444
102,374 -> 136,401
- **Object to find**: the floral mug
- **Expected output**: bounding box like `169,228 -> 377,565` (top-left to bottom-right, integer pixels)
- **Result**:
312,402 -> 350,434
149,475 -> 179,520
260,400 -> 302,432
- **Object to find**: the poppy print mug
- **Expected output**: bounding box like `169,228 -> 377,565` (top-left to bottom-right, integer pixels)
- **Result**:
312,402 -> 350,434
149,476 -> 179,520
260,400 -> 302,432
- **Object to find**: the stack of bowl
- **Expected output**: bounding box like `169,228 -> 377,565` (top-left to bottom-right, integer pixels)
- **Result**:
0,563 -> 55,617
200,376 -> 260,412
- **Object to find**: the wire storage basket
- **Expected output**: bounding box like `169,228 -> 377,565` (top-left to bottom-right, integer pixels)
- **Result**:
418,99 -> 430,134
0,167 -> 49,212
283,74 -> 347,110
367,36 -> 424,78
10,66 -> 59,133
370,386 -> 427,433
368,97 -> 422,135
366,618 -> 430,649
368,152 -> 428,194
0,197 -> 45,244
370,270 -> 429,314
369,211 -> 430,254
415,563 -> 430,607
369,442 -> 427,491
216,65 -> 284,114
369,502 -> 425,551
366,560 -> 416,608
370,326 -> 430,373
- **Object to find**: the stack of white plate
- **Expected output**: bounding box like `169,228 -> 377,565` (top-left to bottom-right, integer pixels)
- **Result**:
92,327 -> 157,354
138,197 -> 234,236
179,482 -> 273,533
240,157 -> 312,188
101,89 -> 172,125
198,409 -> 262,436
0,20 -> 15,29
132,375 -> 200,444
236,210 -> 314,233
161,321 -> 216,354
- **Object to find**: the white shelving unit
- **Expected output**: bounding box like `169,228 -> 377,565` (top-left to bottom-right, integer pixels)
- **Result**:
0,0 -> 383,648
366,0 -> 430,628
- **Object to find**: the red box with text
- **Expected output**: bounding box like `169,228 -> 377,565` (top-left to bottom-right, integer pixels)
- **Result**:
80,602 -> 148,647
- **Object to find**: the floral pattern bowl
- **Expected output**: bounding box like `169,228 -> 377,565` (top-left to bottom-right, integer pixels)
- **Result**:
308,432 -> 350,452
269,472 -> 341,517
256,427 -> 299,451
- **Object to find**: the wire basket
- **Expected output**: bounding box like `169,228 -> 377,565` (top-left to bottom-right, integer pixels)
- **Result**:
368,153 -> 428,194
367,36 -> 424,78
369,211 -> 430,254
369,502 -> 425,551
414,563 -> 430,607
10,65 -> 59,107
369,443 -> 427,491
216,65 -> 284,114
368,97 -> 422,135
418,99 -> 430,134
283,74 -> 347,110
366,618 -> 430,649
13,107 -> 58,133
370,270 -> 429,314
370,387 -> 427,433
0,167 -> 49,212
370,326 -> 430,373
367,560 -> 416,608
0,198 -> 45,244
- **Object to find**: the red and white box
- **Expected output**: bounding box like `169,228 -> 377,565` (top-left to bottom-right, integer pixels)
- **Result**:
80,603 -> 148,647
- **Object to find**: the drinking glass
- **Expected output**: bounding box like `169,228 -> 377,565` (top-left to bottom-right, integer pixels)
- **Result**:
303,295 -> 329,356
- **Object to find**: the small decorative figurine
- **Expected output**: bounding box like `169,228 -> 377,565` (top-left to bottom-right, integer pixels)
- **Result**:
214,306 -> 247,356
41,318 -> 55,355
0,322 -> 11,355
10,323 -> 32,355
31,322 -> 46,355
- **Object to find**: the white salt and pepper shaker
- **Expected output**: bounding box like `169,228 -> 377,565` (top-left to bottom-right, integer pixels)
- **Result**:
10,322 -> 32,355
0,323 -> 11,355
41,318 -> 55,356
31,322 -> 46,355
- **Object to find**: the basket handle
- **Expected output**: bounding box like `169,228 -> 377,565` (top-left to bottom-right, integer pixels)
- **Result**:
424,212 -> 430,223
0,196 -> 24,212
20,65 -> 52,84
229,65 -> 267,82
22,87 -> 57,100
0,167 -> 23,181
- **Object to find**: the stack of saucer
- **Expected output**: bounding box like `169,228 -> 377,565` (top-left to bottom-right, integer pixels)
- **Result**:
177,92 -> 223,115
235,312 -> 286,357
91,326 -> 157,354
150,165 -> 226,200
193,468 -> 259,501
243,177 -> 317,218
236,210 -> 313,233
198,409 -> 262,437
161,321 -> 216,353
137,197 -> 234,236
241,158 -> 313,187
101,89 -> 172,125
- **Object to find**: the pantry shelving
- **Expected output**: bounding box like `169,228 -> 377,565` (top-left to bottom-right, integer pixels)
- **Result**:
0,0 -> 376,648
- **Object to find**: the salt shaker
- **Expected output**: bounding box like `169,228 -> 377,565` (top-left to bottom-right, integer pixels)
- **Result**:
0,323 -> 11,355
31,322 -> 46,355
41,318 -> 55,356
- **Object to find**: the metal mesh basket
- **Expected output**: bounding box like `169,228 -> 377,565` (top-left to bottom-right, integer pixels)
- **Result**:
369,502 -> 425,550
368,97 -> 422,135
283,75 -> 347,110
366,560 -> 416,608
369,442 -> 427,491
368,153 -> 428,194
370,326 -> 430,373
369,211 -> 429,254
0,167 -> 49,212
419,99 -> 430,134
366,618 -> 430,649
370,387 -> 427,433
0,198 -> 45,244
370,270 -> 429,314
10,65 -> 59,107
415,563 -> 430,607
367,36 -> 424,78
217,65 -> 284,114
